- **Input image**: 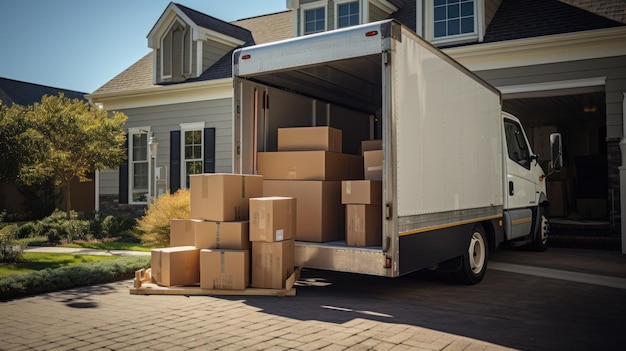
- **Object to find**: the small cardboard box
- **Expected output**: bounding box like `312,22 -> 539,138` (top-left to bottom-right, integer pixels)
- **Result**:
360,139 -> 382,154
278,126 -> 342,152
151,246 -> 200,287
249,197 -> 296,242
342,180 -> 382,204
200,249 -> 249,290
363,150 -> 383,181
204,221 -> 251,250
251,240 -> 295,289
346,204 -> 382,246
190,173 -> 263,222
257,151 -> 363,181
170,219 -> 213,248
263,180 -> 344,242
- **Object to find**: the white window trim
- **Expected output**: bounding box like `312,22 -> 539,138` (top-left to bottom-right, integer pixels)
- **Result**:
128,127 -> 152,205
425,0 -> 483,46
300,0 -> 329,36
180,122 -> 206,189
160,17 -> 189,80
335,0 -> 361,29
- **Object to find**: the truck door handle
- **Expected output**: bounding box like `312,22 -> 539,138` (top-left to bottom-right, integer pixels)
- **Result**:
509,181 -> 514,196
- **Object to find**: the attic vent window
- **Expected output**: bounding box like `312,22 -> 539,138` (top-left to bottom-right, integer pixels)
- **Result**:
160,19 -> 192,82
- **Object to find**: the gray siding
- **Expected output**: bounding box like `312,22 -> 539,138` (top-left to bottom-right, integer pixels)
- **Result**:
202,40 -> 233,72
475,56 -> 626,139
484,0 -> 502,29
99,98 -> 233,195
369,3 -> 388,22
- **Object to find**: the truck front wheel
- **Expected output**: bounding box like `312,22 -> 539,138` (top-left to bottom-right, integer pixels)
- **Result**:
453,224 -> 488,284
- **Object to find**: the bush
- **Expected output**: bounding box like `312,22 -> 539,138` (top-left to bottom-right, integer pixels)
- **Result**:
0,224 -> 23,263
0,255 -> 150,300
137,189 -> 190,247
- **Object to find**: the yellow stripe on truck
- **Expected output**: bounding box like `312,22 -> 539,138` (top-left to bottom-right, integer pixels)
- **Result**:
399,215 -> 503,237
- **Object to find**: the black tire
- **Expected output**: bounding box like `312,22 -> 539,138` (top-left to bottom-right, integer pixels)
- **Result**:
452,224 -> 488,285
530,208 -> 549,252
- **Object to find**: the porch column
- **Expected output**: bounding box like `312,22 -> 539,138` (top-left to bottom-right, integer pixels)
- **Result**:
619,93 -> 626,255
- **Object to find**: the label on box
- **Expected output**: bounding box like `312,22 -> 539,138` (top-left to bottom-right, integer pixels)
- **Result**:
276,229 -> 284,241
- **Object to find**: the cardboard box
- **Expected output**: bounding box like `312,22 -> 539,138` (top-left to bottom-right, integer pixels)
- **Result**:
346,204 -> 382,246
190,173 -> 263,221
278,126 -> 342,152
257,151 -> 363,181
263,180 -> 344,242
361,139 -> 382,154
204,221 -> 250,249
342,180 -> 382,204
249,197 -> 296,242
151,246 -> 200,287
364,150 -> 383,181
200,249 -> 249,290
251,240 -> 295,289
170,219 -> 214,248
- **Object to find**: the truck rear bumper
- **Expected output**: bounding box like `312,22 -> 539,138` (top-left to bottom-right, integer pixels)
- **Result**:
295,241 -> 392,277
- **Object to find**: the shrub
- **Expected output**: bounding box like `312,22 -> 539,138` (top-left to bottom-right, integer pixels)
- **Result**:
0,224 -> 23,263
137,189 -> 190,247
0,255 -> 150,300
100,215 -> 138,241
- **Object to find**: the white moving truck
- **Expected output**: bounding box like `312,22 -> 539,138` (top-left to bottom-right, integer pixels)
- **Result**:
232,20 -> 562,284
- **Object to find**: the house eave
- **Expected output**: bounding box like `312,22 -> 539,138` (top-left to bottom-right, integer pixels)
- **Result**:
87,78 -> 233,110
444,26 -> 626,71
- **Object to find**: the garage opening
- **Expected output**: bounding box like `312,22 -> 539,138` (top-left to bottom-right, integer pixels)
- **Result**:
502,85 -> 612,236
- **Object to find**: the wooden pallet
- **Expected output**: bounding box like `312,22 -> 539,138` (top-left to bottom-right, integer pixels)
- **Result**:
129,267 -> 300,297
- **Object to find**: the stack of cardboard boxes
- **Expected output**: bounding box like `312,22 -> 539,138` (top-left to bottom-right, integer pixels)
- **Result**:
260,127 -> 363,242
342,140 -> 383,246
151,173 -> 263,290
249,196 -> 296,289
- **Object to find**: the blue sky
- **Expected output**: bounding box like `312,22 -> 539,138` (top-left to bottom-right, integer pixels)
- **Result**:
0,0 -> 287,94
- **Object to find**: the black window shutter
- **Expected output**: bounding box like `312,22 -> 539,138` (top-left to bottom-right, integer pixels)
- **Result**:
204,127 -> 216,173
170,130 -> 181,192
118,134 -> 129,204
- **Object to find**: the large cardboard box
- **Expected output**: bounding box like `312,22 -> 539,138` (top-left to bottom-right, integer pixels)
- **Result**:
278,126 -> 342,152
170,219 -> 214,248
257,151 -> 363,181
200,249 -> 249,290
342,180 -> 382,204
205,221 -> 251,249
263,180 -> 344,242
151,246 -> 200,287
363,150 -> 383,181
360,139 -> 382,154
190,173 -> 263,221
249,197 -> 296,242
251,240 -> 295,289
346,204 -> 382,246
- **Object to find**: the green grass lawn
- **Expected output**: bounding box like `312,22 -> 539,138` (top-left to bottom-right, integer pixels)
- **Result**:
60,241 -> 152,252
0,252 -> 119,276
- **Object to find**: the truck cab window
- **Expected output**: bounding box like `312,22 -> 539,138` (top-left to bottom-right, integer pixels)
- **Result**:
504,120 -> 531,169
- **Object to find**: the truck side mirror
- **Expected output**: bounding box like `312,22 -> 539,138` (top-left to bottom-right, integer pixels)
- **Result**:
550,133 -> 562,172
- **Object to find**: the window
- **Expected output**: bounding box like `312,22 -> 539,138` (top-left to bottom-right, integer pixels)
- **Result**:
432,0 -> 477,42
337,1 -> 360,28
504,120 -> 531,170
129,130 -> 149,203
160,18 -> 192,82
301,1 -> 328,35
180,122 -> 205,189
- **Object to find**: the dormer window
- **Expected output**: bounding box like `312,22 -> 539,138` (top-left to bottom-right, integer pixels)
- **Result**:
160,18 -> 192,83
427,0 -> 482,45
336,0 -> 360,28
302,0 -> 328,35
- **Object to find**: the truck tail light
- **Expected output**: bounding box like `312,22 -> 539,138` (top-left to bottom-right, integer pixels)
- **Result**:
365,30 -> 378,37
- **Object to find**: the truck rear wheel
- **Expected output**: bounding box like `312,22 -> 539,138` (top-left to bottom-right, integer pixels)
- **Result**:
453,224 -> 488,285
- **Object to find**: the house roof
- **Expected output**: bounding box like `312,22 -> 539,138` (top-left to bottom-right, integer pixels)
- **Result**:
561,0 -> 626,24
174,3 -> 254,45
0,77 -> 86,106
482,0 -> 624,44
91,52 -> 153,95
390,0 -> 416,33
232,10 -> 294,45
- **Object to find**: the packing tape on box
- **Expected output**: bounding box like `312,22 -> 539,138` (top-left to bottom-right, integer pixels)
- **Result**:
241,176 -> 245,198
345,181 -> 352,194
216,222 -> 221,248
202,177 -> 209,198
220,251 -> 225,273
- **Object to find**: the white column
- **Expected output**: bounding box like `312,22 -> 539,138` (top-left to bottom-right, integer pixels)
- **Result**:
620,92 -> 626,254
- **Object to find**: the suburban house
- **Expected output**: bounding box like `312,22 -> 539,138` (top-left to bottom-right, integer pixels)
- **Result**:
88,1 -> 626,251
0,77 -> 94,219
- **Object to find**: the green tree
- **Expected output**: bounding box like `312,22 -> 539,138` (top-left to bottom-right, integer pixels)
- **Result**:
15,94 -> 128,217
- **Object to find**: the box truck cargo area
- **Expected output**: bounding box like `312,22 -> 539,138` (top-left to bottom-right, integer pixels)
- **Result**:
232,20 -> 562,284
